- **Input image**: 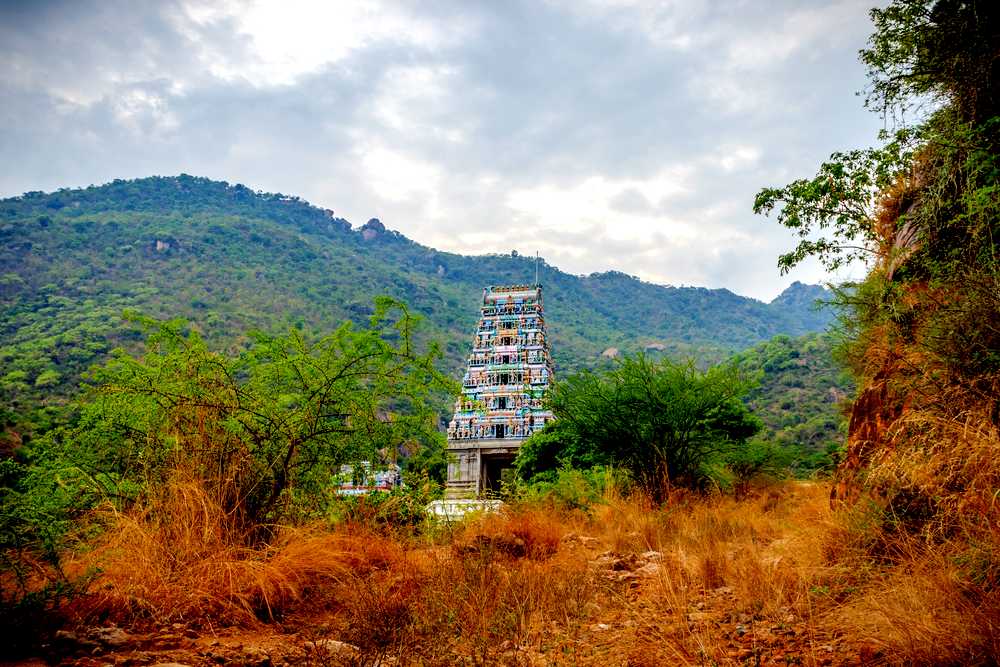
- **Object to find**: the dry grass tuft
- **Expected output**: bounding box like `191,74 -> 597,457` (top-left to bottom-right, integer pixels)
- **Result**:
63,477 -> 395,626
456,507 -> 564,560
836,542 -> 1000,665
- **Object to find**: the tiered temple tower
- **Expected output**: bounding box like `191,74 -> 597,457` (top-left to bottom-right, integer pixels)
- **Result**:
445,284 -> 555,497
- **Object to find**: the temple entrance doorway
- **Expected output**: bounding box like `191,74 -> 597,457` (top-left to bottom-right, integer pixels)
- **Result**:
482,455 -> 515,497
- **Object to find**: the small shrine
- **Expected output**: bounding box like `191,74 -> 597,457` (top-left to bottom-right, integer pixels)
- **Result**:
445,284 -> 555,497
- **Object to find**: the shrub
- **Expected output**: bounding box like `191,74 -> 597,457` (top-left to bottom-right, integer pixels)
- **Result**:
512,465 -> 628,513
516,354 -> 762,499
35,300 -> 451,538
327,483 -> 440,533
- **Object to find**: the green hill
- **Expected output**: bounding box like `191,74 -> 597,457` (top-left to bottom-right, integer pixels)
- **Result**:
734,333 -> 854,473
0,175 -> 835,444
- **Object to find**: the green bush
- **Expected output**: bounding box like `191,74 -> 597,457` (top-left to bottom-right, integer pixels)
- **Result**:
327,483 -> 440,531
511,465 -> 628,513
516,353 -> 762,499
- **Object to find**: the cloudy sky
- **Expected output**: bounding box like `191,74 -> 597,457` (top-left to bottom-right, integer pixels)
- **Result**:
0,0 -> 885,300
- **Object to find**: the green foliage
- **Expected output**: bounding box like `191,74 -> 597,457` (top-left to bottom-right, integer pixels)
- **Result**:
0,457 -> 88,654
326,483 -> 440,532
511,465 -> 627,513
33,300 -> 451,533
723,441 -> 791,497
861,0 -> 999,123
733,333 -> 854,475
753,133 -> 913,273
401,435 -> 448,486
0,175 -> 834,447
516,354 -> 762,499
514,419 -> 591,480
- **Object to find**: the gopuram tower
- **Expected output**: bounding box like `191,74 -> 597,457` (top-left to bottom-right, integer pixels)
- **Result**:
445,284 -> 555,497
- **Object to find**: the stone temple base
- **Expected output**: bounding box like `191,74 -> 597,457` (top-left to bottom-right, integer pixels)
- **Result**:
445,439 -> 522,498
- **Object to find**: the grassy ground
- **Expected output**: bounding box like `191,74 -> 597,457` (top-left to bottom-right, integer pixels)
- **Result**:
5,478 -> 996,666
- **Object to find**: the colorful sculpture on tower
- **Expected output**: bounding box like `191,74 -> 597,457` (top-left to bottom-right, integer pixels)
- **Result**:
445,284 -> 555,497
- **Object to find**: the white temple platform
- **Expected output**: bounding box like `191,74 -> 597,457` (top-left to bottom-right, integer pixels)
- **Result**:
426,499 -> 504,521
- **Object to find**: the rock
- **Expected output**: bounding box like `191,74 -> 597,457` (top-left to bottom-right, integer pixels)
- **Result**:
311,639 -> 360,657
634,562 -> 660,577
53,630 -> 99,653
154,633 -> 183,649
361,218 -> 385,241
53,630 -> 81,645
244,650 -> 272,667
90,626 -> 130,648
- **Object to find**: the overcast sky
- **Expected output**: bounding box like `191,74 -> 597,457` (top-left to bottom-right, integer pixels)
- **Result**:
0,0 -> 885,300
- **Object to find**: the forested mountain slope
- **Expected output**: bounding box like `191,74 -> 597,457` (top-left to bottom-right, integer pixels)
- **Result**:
734,333 -> 853,473
0,175 -> 834,440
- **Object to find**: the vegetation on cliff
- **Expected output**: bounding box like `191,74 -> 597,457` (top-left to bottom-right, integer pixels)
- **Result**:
755,0 -> 1000,660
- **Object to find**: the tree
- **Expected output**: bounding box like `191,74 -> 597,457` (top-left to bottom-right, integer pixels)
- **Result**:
36,298 -> 452,536
754,0 -> 999,279
752,137 -> 912,274
516,354 -> 761,500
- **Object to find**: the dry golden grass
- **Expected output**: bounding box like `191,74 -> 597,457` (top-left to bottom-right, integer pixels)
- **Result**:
455,507 -> 564,560
48,472 -> 998,665
835,542 -> 1000,665
64,477 -> 406,627
832,386 -> 1000,666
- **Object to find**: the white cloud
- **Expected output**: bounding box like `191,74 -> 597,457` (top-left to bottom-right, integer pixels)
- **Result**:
182,0 -> 459,87
0,0 -> 885,300
717,145 -> 761,172
505,169 -> 693,241
111,88 -> 179,136
359,145 -> 442,205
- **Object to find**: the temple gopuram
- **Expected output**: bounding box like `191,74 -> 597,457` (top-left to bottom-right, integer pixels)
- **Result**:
445,284 -> 555,497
